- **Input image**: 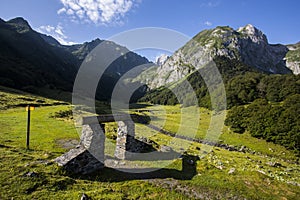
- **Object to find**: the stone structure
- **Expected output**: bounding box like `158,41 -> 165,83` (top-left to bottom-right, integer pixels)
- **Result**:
115,120 -> 135,159
54,113 -> 199,175
54,123 -> 106,174
55,114 -> 137,174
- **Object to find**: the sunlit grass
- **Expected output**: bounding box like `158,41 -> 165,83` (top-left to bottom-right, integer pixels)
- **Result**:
0,89 -> 299,199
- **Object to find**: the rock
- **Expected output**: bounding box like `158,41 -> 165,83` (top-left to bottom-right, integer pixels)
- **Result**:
115,121 -> 135,160
285,168 -> 294,172
266,162 -> 282,167
119,161 -> 126,166
81,193 -> 89,200
227,145 -> 236,151
286,61 -> 300,74
257,170 -> 266,175
287,181 -> 300,187
54,146 -> 104,174
196,147 -> 201,151
228,168 -> 235,174
216,165 -> 223,170
156,54 -> 169,66
160,145 -> 173,152
239,146 -> 247,152
23,171 -> 38,178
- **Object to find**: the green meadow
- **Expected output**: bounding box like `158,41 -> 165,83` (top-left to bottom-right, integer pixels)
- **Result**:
0,88 -> 299,199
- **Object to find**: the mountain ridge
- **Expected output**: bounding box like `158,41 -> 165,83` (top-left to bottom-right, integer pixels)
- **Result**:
0,17 -> 150,100
137,24 -> 297,89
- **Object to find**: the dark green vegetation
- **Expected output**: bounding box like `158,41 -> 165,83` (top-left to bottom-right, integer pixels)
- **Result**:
225,96 -> 300,154
0,18 -> 77,91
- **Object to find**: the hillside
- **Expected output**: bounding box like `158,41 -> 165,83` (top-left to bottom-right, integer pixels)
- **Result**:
0,17 -> 149,101
0,17 -> 77,91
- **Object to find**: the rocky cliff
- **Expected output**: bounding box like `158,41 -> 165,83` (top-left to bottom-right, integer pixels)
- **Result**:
286,42 -> 300,74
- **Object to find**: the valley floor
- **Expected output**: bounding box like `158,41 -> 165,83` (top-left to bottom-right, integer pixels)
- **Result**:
0,89 -> 299,199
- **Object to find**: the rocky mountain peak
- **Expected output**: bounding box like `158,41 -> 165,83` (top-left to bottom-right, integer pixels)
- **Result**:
237,24 -> 267,43
238,24 -> 256,34
136,24 -> 294,89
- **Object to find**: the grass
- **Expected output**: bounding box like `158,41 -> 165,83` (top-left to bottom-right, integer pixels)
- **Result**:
0,87 -> 299,199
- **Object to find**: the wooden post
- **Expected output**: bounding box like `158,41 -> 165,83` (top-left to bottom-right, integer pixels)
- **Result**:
26,105 -> 31,149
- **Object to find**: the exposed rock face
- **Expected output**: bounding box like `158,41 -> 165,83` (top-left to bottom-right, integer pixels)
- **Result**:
138,24 -> 294,89
286,61 -> 300,74
286,42 -> 300,74
156,54 -> 169,66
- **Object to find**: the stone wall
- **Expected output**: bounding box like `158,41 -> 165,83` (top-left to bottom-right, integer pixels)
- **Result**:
54,114 -> 149,174
80,123 -> 105,163
115,120 -> 135,159
54,123 -> 105,174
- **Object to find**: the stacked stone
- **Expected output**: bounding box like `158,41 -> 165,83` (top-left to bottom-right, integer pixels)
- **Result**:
54,123 -> 105,174
115,120 -> 135,159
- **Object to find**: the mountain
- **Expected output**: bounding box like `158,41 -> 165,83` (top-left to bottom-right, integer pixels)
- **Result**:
139,24 -> 300,110
63,38 -> 102,61
0,17 -> 77,91
0,17 -> 150,100
137,24 -> 297,89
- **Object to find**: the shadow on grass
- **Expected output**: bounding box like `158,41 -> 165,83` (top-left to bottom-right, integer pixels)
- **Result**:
70,154 -> 200,182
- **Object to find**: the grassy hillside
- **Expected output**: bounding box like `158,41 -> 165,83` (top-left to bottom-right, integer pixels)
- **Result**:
0,87 -> 299,199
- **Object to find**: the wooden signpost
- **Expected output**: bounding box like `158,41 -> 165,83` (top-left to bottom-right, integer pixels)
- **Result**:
26,105 -> 35,149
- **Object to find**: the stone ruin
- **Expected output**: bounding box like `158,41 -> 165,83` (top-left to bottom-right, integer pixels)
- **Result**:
55,114 -> 141,174
54,114 -> 196,175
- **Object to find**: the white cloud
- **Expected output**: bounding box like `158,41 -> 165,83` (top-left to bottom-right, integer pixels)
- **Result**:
37,24 -> 75,45
57,0 -> 139,25
204,21 -> 213,26
39,25 -> 56,32
200,1 -> 221,8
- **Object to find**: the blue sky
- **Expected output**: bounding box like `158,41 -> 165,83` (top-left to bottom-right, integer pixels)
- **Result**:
1,0 -> 300,60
